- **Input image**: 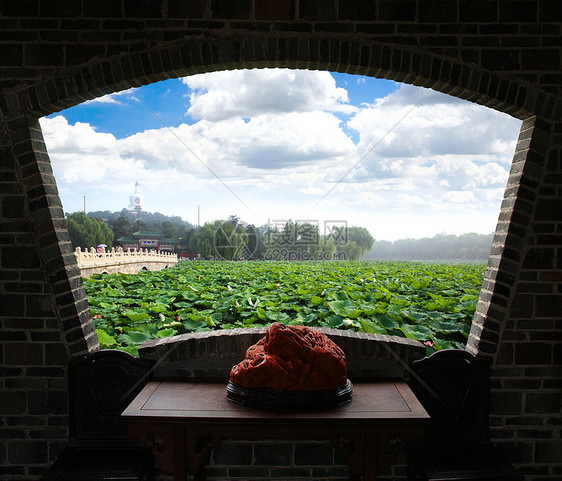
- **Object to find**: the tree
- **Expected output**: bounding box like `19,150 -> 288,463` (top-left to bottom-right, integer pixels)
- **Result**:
213,220 -> 248,260
161,221 -> 180,239
227,214 -> 240,227
328,226 -> 375,260
133,219 -> 147,232
110,215 -> 134,239
178,225 -> 195,248
188,220 -> 249,259
346,226 -> 375,259
188,223 -> 216,258
66,212 -> 114,250
245,224 -> 266,260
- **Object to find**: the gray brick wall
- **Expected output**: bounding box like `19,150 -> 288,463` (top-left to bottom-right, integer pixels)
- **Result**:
207,440 -> 350,481
0,1 -> 561,479
0,117 -> 69,477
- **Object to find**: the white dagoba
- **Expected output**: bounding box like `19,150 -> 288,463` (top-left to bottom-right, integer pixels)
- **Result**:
127,181 -> 145,214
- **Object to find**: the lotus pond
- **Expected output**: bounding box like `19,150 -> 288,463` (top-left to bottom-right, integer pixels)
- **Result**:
85,260 -> 486,356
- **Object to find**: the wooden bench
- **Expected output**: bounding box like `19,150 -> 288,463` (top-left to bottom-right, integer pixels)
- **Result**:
407,349 -> 523,481
41,349 -> 155,481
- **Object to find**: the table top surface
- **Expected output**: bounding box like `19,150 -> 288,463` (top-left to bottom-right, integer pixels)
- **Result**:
122,381 -> 429,424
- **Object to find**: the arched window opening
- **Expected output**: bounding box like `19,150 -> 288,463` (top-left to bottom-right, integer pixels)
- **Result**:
39,69 -> 522,357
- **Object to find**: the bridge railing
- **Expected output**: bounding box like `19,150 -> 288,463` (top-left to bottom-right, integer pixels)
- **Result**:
74,247 -> 178,268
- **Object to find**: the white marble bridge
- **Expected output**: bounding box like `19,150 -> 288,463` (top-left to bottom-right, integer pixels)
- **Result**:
74,247 -> 178,277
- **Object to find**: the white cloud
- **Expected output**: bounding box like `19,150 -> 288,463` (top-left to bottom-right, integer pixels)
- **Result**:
183,69 -> 354,121
336,83 -> 521,223
41,115 -> 118,153
116,110 -> 355,175
348,84 -> 520,159
82,88 -> 137,105
442,190 -> 477,203
40,116 -> 144,188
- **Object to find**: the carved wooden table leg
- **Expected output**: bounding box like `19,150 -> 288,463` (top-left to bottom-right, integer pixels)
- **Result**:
172,425 -> 187,481
185,430 -> 219,481
128,424 -> 177,475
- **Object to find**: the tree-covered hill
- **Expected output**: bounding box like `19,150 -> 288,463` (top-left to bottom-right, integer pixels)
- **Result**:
67,209 -> 196,249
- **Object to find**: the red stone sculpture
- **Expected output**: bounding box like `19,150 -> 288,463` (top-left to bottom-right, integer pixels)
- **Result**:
230,323 -> 347,391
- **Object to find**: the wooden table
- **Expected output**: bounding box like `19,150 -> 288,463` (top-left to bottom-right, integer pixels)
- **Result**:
122,381 -> 429,481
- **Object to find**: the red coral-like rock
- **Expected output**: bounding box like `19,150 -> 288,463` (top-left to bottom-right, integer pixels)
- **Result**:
230,323 -> 347,391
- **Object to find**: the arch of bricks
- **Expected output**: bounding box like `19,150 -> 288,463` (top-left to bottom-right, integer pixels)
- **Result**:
0,1 -> 561,479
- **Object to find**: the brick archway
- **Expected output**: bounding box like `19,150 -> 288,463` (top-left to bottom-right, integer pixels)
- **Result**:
6,37 -> 547,361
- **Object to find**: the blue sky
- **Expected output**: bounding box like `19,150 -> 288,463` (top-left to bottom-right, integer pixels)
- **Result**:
52,72 -> 397,140
41,69 -> 521,241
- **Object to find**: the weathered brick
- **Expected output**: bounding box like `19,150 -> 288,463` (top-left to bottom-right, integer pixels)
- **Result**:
272,467 -> 311,477
535,199 -> 562,221
255,0 -> 293,20
460,0 -> 499,22
535,441 -> 562,463
295,443 -> 333,465
2,246 -> 40,269
378,0 -> 416,21
523,248 -> 555,269
4,343 -> 43,366
0,45 -> 23,67
83,0 -> 123,18
515,342 -> 552,364
338,0 -> 376,20
0,0 -> 39,16
494,441 -> 534,464
211,441 -> 253,466
7,440 -> 48,464
165,0 -> 203,18
312,466 -> 349,477
228,466 -> 269,477
24,44 -> 64,67
0,294 -> 25,317
0,391 -> 26,415
39,0 -> 81,18
499,1 -> 537,22
505,416 -> 544,426
481,49 -> 521,71
25,294 -> 56,318
255,443 -> 293,466
27,391 -> 67,416
522,49 -> 561,71
210,0 -> 251,19
525,392 -> 561,414
535,294 -> 562,317
490,391 -> 523,415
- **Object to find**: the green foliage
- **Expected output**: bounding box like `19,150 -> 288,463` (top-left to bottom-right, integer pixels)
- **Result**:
260,222 -> 373,261
213,221 -> 248,260
334,226 -> 375,260
188,220 -> 250,259
110,215 -> 134,239
85,260 -> 485,355
66,212 -> 114,249
188,222 -> 217,257
89,209 -> 196,246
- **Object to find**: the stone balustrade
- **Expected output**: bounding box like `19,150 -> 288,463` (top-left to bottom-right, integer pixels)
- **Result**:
74,247 -> 178,277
